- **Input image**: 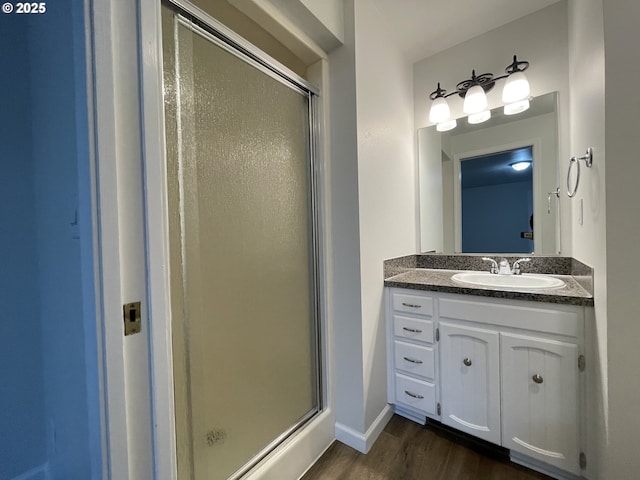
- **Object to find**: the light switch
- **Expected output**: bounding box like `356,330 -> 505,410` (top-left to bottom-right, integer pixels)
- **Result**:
123,302 -> 142,336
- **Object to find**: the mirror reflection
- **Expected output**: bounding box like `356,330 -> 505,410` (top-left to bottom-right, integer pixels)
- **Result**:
460,146 -> 533,253
418,92 -> 560,255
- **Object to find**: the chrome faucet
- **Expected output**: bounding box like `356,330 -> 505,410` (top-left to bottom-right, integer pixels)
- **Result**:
481,257 -> 499,274
498,258 -> 512,275
512,258 -> 531,275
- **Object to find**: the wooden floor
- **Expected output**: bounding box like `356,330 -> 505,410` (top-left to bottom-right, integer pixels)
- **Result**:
301,415 -> 552,480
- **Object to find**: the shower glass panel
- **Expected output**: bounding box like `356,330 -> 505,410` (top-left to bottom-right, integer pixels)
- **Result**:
162,5 -> 320,479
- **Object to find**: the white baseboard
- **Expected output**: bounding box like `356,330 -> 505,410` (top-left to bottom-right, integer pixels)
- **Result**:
10,463 -> 49,480
335,404 -> 394,454
243,409 -> 335,480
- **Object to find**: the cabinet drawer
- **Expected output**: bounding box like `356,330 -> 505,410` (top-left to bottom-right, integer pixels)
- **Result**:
395,373 -> 436,415
394,340 -> 435,380
392,292 -> 433,315
439,298 -> 580,337
394,315 -> 434,343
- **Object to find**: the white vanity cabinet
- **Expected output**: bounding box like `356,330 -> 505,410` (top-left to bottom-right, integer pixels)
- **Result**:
386,287 -> 586,478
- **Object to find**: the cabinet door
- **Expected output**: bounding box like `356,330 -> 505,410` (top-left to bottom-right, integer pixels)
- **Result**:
439,322 -> 500,444
501,333 -> 579,474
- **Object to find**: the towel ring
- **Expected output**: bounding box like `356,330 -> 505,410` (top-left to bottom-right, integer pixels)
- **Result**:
567,147 -> 593,198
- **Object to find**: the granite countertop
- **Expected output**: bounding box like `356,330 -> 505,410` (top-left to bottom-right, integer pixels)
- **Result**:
383,255 -> 594,307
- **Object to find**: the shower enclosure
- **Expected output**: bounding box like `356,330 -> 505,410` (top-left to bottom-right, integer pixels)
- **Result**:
161,2 -> 322,478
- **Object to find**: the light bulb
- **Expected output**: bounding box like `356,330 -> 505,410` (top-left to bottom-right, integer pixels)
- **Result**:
504,99 -> 530,115
467,110 -> 491,124
502,71 -> 530,103
510,161 -> 531,171
436,119 -> 457,132
463,85 -> 488,114
429,97 -> 451,123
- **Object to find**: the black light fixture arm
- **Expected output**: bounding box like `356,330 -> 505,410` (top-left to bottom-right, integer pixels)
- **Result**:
429,82 -> 448,101
428,55 -> 529,100
505,54 -> 529,75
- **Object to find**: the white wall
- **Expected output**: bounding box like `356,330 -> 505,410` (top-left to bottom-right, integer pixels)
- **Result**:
328,0 -> 366,435
601,0 -> 640,477
353,0 -> 417,431
414,1 -> 572,254
300,0 -> 344,43
328,0 -> 416,447
567,1 -> 606,477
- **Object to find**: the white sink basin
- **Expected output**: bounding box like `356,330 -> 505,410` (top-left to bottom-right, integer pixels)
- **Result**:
451,272 -> 565,290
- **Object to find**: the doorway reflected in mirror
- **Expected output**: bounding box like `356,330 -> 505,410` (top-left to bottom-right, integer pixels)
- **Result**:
461,146 -> 533,253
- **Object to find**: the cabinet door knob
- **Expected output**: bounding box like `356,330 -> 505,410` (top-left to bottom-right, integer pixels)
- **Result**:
463,358 -> 472,367
532,374 -> 544,384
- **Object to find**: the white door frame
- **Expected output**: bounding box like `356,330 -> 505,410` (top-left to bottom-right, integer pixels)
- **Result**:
138,0 -> 178,478
91,0 -> 158,478
91,0 -> 137,477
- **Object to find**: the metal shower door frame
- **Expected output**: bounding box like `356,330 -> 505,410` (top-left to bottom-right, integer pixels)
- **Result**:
138,1 -> 325,479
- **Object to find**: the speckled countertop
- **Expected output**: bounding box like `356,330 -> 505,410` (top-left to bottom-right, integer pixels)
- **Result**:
384,254 -> 594,307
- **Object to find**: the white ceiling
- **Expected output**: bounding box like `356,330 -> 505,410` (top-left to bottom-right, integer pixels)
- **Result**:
369,0 -> 563,61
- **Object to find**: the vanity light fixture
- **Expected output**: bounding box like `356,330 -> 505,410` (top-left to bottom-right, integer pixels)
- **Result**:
428,55 -> 531,131
510,161 -> 532,171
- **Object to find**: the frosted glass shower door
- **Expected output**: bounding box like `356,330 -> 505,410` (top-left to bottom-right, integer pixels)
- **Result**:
162,8 -> 320,480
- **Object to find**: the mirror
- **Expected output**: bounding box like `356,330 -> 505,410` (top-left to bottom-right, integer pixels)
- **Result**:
418,92 -> 560,255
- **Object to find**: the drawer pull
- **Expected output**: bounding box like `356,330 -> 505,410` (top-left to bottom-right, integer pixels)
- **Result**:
401,302 -> 421,308
402,327 -> 423,333
532,374 -> 544,384
404,390 -> 424,400
403,356 -> 423,364
463,358 -> 472,367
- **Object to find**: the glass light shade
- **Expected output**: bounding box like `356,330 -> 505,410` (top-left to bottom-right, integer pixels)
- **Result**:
436,119 -> 457,132
467,110 -> 491,124
429,97 -> 451,123
510,161 -> 532,171
502,71 -> 530,103
463,85 -> 488,114
504,99 -> 530,115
